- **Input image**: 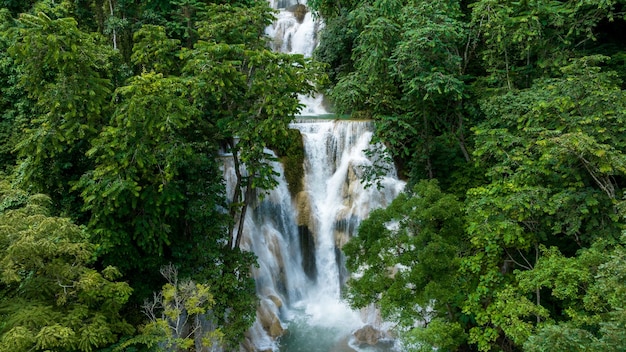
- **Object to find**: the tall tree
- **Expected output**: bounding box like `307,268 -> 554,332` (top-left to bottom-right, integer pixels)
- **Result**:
7,10 -> 114,215
469,0 -> 624,90
184,2 -> 325,249
463,56 -> 626,351
0,180 -> 133,352
344,180 -> 470,351
316,0 -> 476,186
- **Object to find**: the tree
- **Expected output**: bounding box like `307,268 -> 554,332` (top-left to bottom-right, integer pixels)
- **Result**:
0,180 -> 133,352
316,0 -> 476,186
79,72 -> 203,269
469,0 -> 624,90
463,56 -> 626,351
7,10 -> 114,214
0,8 -> 27,172
344,180 -> 469,350
183,2 -> 326,249
77,12 -> 262,345
520,240 -> 626,352
131,24 -> 181,75
115,265 -> 225,351
75,68 -> 245,321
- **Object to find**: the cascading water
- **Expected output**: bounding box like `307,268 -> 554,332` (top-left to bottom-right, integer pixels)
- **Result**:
281,120 -> 405,351
224,2 -> 406,351
265,0 -> 328,115
228,120 -> 405,351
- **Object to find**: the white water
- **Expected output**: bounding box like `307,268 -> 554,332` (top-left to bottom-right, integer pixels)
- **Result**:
265,0 -> 329,116
229,120 -> 405,351
286,120 -> 404,351
226,2 -> 405,350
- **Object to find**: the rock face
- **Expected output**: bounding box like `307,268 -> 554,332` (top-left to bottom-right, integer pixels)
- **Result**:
353,324 -> 384,346
295,191 -> 317,280
287,3 -> 308,23
258,299 -> 285,338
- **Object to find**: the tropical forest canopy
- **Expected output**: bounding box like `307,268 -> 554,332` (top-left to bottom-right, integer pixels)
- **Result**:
310,0 -> 626,350
0,0 -> 625,351
0,0 -> 322,350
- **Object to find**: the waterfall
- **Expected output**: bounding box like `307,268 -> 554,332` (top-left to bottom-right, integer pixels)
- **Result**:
265,0 -> 329,116
222,2 -> 405,350
228,119 -> 405,351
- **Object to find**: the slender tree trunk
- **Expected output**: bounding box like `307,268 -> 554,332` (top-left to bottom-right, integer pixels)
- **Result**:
227,139 -> 242,250
108,0 -> 117,50
234,178 -> 252,249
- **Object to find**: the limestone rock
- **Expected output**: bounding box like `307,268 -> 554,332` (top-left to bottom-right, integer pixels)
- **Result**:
267,294 -> 283,309
287,3 -> 308,23
353,324 -> 383,346
257,299 -> 285,338
239,336 -> 255,352
295,191 -> 312,227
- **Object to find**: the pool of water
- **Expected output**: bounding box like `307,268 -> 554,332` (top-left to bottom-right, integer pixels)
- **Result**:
277,307 -> 398,352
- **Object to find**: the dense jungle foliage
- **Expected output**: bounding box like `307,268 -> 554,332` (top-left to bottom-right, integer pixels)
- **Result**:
310,0 -> 626,350
1,0 -> 626,351
0,0 -> 322,350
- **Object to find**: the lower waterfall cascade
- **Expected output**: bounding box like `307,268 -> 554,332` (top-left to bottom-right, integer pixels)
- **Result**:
225,119 -> 406,351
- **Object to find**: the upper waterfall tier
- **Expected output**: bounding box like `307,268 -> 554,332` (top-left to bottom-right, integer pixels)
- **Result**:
265,0 -> 329,115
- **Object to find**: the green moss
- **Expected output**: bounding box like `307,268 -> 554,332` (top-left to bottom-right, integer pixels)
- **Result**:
271,128 -> 305,196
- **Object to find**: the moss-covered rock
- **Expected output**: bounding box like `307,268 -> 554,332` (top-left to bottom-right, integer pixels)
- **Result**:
270,128 -> 305,196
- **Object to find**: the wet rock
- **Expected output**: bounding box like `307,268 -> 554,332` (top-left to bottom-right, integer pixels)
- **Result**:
258,299 -> 285,338
239,336 -> 255,352
295,191 -> 312,227
353,324 -> 384,346
267,294 -> 283,309
298,225 -> 317,280
287,3 -> 308,23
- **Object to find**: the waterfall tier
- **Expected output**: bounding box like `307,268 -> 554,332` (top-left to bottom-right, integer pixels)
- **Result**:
265,0 -> 329,116
228,119 -> 405,351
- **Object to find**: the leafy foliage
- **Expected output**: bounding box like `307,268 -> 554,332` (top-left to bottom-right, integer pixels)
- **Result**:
7,10 -> 114,213
79,72 -> 202,265
183,1 -> 326,248
337,0 -> 626,346
345,180 -> 469,349
1,0 -> 316,349
461,57 -> 626,351
315,0 -> 475,185
0,180 -> 133,352
115,265 -> 225,351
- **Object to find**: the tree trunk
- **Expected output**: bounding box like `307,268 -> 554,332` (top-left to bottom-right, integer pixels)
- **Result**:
227,139 -> 243,250
234,178 -> 252,249
108,0 -> 117,50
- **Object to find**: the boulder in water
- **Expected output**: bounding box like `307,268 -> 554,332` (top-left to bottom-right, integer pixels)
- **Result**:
258,299 -> 285,338
353,324 -> 384,346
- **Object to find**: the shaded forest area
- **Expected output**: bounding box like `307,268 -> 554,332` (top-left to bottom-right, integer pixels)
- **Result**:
1,0 -> 626,351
